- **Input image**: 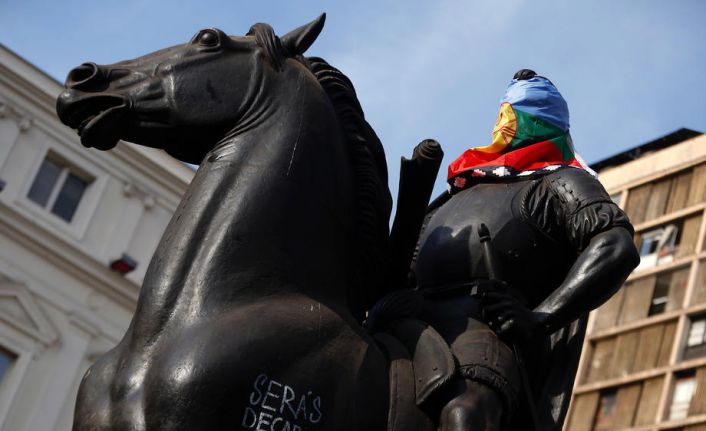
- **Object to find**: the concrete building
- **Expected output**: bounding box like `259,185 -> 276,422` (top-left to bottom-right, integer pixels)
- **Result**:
566,129 -> 706,431
0,45 -> 193,430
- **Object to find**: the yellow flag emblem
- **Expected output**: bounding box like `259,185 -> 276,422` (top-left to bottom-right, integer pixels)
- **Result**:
476,102 -> 517,154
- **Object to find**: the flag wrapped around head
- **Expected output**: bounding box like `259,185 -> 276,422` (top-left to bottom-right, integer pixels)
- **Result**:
447,70 -> 592,194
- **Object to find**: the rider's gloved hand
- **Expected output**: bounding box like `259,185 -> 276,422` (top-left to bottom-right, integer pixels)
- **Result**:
481,290 -> 543,344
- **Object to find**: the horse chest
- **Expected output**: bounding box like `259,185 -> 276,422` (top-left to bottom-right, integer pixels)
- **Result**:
76,298 -> 387,430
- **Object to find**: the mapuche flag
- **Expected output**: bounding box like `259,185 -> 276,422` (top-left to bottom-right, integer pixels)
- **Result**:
447,74 -> 592,194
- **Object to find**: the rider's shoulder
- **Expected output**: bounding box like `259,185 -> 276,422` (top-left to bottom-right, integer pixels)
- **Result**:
540,168 -> 612,213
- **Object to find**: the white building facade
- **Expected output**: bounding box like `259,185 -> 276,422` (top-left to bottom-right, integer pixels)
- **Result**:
0,45 -> 193,430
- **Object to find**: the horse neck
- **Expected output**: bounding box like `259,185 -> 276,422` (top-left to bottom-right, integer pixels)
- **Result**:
133,69 -> 355,332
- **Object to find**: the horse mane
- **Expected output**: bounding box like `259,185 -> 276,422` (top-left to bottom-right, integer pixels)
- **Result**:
305,57 -> 393,316
248,24 -> 393,317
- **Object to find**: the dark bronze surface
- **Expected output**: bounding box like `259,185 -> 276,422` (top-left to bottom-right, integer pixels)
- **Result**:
57,15 -> 405,430
414,166 -> 640,430
56,14 -> 639,431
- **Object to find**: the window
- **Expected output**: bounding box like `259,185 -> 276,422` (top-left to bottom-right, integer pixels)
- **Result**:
669,373 -> 697,420
636,224 -> 678,271
0,347 -> 15,387
684,316 -> 706,360
648,276 -> 670,316
648,268 -> 688,317
26,155 -> 91,222
592,389 -> 617,430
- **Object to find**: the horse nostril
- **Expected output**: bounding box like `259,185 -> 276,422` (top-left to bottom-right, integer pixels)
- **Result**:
66,62 -> 104,90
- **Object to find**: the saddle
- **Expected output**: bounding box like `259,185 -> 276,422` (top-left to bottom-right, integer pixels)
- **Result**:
367,290 -> 456,430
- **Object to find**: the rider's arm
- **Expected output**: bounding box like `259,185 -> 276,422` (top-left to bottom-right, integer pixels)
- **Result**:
534,226 -> 639,334
531,168 -> 639,334
485,168 -> 639,340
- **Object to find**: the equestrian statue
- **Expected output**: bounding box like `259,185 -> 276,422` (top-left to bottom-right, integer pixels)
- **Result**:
56,14 -> 639,431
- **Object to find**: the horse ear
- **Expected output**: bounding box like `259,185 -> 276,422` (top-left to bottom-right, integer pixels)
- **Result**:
281,13 -> 326,56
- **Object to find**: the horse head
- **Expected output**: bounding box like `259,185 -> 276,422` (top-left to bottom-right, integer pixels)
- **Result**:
57,14 -> 393,322
56,15 -> 326,164
59,19 -> 401,429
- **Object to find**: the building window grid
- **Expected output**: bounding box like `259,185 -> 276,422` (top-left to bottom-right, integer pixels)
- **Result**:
593,389 -> 618,430
26,155 -> 91,223
669,373 -> 697,421
637,224 -> 680,271
649,277 -> 671,316
573,161 -> 706,429
683,315 -> 706,362
687,319 -> 706,348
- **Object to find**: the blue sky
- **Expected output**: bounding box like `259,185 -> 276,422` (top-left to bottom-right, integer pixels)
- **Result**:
1,0 -> 705,198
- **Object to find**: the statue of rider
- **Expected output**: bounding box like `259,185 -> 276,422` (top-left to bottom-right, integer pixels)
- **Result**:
412,69 -> 640,430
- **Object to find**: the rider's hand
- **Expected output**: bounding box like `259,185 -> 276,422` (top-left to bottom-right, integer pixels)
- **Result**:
481,291 -> 543,343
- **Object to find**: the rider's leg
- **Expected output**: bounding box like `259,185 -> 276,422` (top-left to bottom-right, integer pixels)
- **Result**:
438,379 -> 504,431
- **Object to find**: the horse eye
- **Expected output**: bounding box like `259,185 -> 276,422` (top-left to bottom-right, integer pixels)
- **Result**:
196,30 -> 219,47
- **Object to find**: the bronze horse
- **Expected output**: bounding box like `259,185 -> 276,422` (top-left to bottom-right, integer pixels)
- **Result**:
56,15 -> 439,430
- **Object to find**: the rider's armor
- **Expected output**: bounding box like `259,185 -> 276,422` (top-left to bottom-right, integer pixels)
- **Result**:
414,167 -> 633,413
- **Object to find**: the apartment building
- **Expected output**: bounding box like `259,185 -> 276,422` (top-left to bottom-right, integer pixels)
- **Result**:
566,129 -> 706,431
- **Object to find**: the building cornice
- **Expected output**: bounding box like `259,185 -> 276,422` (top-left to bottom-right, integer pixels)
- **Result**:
598,134 -> 706,192
0,200 -> 139,308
